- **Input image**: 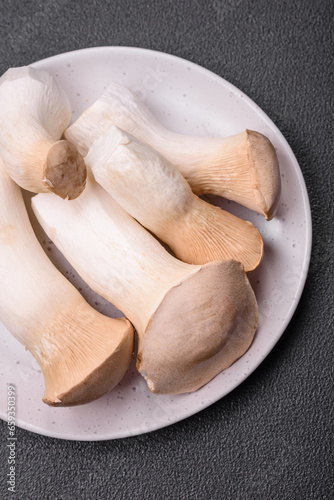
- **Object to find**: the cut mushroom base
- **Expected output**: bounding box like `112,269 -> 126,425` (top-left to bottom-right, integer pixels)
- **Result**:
0,159 -> 133,406
0,66 -> 87,199
65,81 -> 281,219
86,126 -> 263,272
32,177 -> 259,395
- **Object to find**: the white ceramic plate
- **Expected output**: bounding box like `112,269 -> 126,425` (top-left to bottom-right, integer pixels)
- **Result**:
0,47 -> 312,440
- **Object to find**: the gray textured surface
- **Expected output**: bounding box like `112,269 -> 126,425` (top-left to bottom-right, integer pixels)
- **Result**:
0,0 -> 333,499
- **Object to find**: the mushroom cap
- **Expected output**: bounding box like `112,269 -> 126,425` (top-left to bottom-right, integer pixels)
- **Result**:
0,66 -> 87,198
247,130 -> 281,220
137,260 -> 258,394
40,307 -> 134,407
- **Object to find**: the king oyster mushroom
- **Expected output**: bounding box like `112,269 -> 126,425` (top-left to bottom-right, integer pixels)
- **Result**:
0,66 -> 86,199
86,125 -> 263,271
0,157 -> 133,406
65,81 -> 281,219
32,174 -> 259,395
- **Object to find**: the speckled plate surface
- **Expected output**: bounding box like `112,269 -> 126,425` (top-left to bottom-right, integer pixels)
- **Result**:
0,47 -> 312,440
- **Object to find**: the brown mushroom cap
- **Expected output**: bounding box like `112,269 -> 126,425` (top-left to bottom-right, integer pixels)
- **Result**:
247,130 -> 281,220
39,300 -> 134,407
137,260 -> 258,394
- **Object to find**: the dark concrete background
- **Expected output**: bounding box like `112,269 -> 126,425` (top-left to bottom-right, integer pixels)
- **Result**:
0,1 -> 333,499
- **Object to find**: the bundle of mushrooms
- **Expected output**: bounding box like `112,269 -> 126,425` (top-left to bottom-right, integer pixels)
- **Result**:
0,66 -> 281,406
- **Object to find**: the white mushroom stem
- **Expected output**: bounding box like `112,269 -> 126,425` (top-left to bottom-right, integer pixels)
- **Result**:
0,66 -> 86,199
32,176 -> 259,395
65,82 -> 281,219
87,126 -> 263,272
0,159 -> 133,406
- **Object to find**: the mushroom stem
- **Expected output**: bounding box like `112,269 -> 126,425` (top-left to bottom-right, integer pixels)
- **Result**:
32,176 -> 259,395
65,82 -> 280,219
0,66 -> 86,199
34,176 -> 196,336
0,159 -> 133,406
44,139 -> 87,199
86,126 -> 263,271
